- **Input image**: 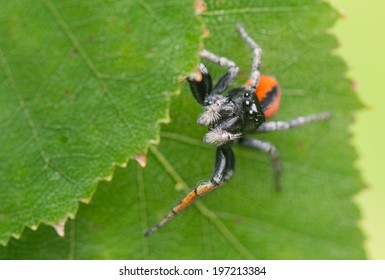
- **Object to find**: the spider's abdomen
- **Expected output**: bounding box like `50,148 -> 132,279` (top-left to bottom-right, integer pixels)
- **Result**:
246,75 -> 281,119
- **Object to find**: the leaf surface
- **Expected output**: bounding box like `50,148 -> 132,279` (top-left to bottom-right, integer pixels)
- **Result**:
0,0 -> 201,245
0,0 -> 365,259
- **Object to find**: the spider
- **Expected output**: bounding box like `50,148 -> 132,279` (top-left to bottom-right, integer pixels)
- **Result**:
144,24 -> 331,237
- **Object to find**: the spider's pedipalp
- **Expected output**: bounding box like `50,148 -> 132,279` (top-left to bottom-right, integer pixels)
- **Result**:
198,110 -> 220,126
197,96 -> 227,126
204,127 -> 242,146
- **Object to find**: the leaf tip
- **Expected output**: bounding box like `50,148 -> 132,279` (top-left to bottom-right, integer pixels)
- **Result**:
135,153 -> 148,168
194,0 -> 207,15
68,212 -> 76,219
337,8 -> 348,19
80,196 -> 92,204
115,161 -> 127,168
29,224 -> 38,231
53,220 -> 66,237
351,80 -> 359,91
98,174 -> 113,182
11,232 -> 21,240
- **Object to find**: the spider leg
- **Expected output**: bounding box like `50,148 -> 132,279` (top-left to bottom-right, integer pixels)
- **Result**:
238,137 -> 281,191
223,146 -> 235,181
212,145 -> 235,185
239,112 -> 331,190
200,49 -> 239,95
144,146 -> 234,237
236,24 -> 262,89
186,63 -> 213,105
256,112 -> 331,133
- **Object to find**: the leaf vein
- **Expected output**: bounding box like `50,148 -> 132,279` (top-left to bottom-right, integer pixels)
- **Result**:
217,211 -> 354,250
43,0 -> 138,146
0,48 -> 50,167
43,0 -> 101,78
202,6 -> 312,16
136,166 -> 150,259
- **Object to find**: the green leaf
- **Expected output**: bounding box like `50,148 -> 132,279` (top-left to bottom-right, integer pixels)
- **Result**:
0,0 -> 365,259
0,0 -> 201,245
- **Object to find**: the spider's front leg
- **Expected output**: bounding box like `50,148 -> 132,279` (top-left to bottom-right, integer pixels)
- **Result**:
236,23 -> 262,89
186,63 -> 213,106
185,48 -> 239,106
144,145 -> 235,237
200,49 -> 239,96
186,49 -> 240,127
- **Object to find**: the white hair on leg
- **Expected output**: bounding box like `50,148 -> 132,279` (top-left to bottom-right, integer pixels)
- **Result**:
197,97 -> 227,126
204,128 -> 242,146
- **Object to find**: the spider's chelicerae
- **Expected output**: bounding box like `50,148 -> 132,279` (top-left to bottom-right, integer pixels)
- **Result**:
144,24 -> 331,237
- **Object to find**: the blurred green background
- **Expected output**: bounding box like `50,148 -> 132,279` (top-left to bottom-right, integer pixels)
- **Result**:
328,0 -> 385,259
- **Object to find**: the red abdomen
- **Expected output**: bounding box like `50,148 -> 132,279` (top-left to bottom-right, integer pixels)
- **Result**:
245,75 -> 280,119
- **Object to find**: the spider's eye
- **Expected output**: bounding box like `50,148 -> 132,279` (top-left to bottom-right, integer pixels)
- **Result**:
244,92 -> 250,98
247,109 -> 255,119
244,100 -> 251,106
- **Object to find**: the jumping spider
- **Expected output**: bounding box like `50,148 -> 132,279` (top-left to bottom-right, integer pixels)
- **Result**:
144,24 -> 330,237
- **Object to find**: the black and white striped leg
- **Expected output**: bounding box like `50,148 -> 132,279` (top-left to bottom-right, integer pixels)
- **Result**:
200,49 -> 239,95
238,137 -> 281,191
236,24 -> 262,89
224,146 -> 235,181
144,146 -> 235,237
212,146 -> 235,185
186,63 -> 213,105
256,112 -> 331,133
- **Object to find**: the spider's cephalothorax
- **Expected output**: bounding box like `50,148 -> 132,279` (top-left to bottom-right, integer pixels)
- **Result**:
144,24 -> 331,237
188,63 -> 267,147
